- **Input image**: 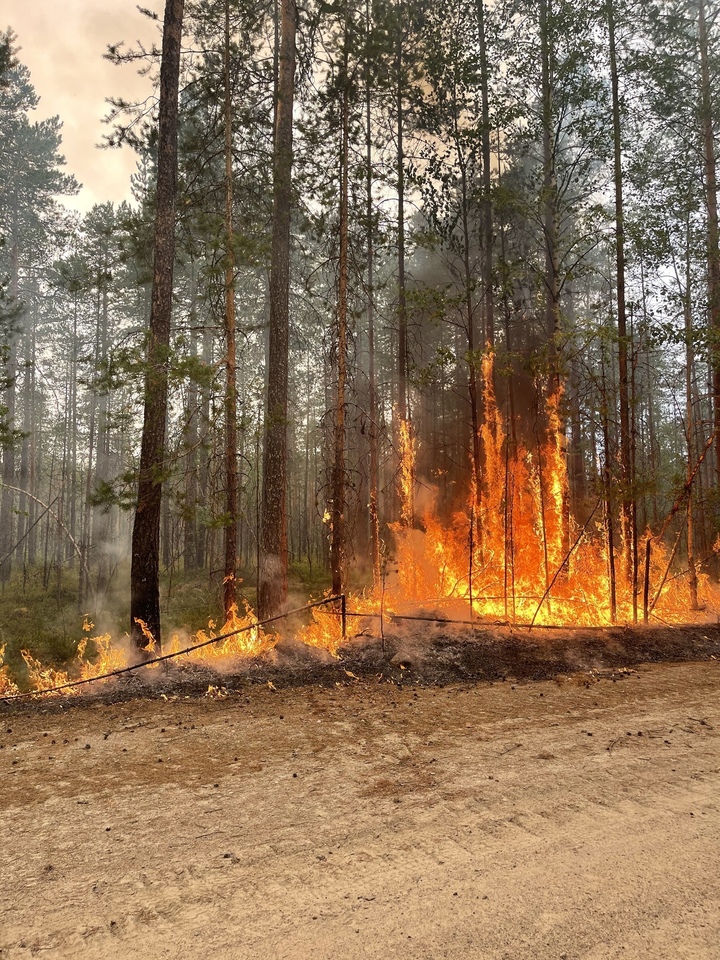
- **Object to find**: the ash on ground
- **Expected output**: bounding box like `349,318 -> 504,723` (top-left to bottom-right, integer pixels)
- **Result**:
4,620 -> 720,713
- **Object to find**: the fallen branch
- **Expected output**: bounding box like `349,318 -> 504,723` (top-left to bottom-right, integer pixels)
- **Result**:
0,495 -> 59,571
0,484 -> 92,588
529,501 -> 601,629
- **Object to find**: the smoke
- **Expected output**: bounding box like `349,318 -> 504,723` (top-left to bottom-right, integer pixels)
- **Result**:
11,0 -> 164,213
414,479 -> 439,521
271,637 -> 336,667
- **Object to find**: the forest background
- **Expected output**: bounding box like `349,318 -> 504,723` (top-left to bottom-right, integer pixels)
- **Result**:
1,0 -> 719,679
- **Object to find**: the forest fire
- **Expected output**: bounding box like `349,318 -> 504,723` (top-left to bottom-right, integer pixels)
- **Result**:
0,604 -> 272,698
6,5 -> 720,958
4,0 -> 720,706
1,357 -> 717,700
292,361 -> 720,656
379,368 -> 720,630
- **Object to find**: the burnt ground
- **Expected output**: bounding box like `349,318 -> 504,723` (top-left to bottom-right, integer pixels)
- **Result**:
4,619 -> 720,710
333,620 -> 720,685
1,626 -> 720,959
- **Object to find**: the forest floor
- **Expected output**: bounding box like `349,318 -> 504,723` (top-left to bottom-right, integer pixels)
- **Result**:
1,628 -> 720,959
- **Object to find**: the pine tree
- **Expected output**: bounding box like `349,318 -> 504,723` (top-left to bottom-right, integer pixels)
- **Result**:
130,0 -> 185,650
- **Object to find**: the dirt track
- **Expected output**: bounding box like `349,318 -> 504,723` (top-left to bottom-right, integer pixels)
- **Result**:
1,660 -> 719,959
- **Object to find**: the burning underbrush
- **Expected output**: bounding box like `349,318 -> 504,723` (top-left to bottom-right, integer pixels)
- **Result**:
3,361 -> 720,700
0,602 -> 273,699
2,613 -> 720,706
383,360 -> 720,629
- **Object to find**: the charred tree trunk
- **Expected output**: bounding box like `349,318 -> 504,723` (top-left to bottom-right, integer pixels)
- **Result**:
259,0 -> 297,618
698,0 -> 720,486
223,0 -> 239,619
608,0 -> 635,607
129,0 -> 184,650
331,29 -> 349,598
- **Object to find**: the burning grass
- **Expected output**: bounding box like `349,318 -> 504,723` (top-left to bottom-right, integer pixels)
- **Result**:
379,358 -> 720,629
3,360 -> 719,699
0,601 -> 275,698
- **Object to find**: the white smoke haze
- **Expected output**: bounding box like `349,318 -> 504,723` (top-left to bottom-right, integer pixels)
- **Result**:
413,479 -> 439,520
270,637 -> 336,667
8,0 -> 163,213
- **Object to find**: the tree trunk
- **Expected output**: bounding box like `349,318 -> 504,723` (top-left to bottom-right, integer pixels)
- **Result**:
396,12 -> 408,423
685,254 -> 700,610
476,0 -> 494,355
0,233 -> 19,583
608,0 -> 635,604
460,160 -> 482,544
95,259 -> 114,597
27,294 -> 37,567
183,266 -> 199,574
698,0 -> 720,485
366,0 -> 381,588
197,322 -> 213,570
17,287 -> 33,570
223,0 -> 239,619
67,294 -> 78,567
331,24 -> 349,598
129,0 -> 184,650
601,347 -> 617,623
259,0 -> 297,618
539,0 -> 560,381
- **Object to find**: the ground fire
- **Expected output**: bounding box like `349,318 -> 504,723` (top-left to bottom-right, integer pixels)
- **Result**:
2,358 -> 717,699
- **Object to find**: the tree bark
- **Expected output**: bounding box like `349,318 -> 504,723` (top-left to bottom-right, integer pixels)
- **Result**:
698,0 -> 720,484
331,17 -> 349,598
259,0 -> 297,618
0,230 -> 19,583
476,0 -> 494,356
460,159 -> 482,544
183,266 -> 199,574
608,0 -> 635,606
396,11 -> 408,423
95,248 -> 113,597
601,347 -> 617,623
685,245 -> 700,609
539,0 -> 560,382
366,0 -> 381,588
223,0 -> 239,619
129,0 -> 184,650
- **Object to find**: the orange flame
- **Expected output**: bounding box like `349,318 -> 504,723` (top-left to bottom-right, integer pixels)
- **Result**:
6,353 -> 720,695
0,644 -> 19,696
379,357 -> 720,627
398,417 -> 417,528
166,601 -> 272,661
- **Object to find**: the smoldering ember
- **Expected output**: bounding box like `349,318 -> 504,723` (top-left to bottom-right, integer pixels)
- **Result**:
2,1 -> 720,958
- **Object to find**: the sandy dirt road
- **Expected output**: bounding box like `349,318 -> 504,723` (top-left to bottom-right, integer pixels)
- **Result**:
1,661 -> 719,959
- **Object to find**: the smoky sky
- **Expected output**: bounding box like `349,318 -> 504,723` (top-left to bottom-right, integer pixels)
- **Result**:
4,0 -> 164,213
